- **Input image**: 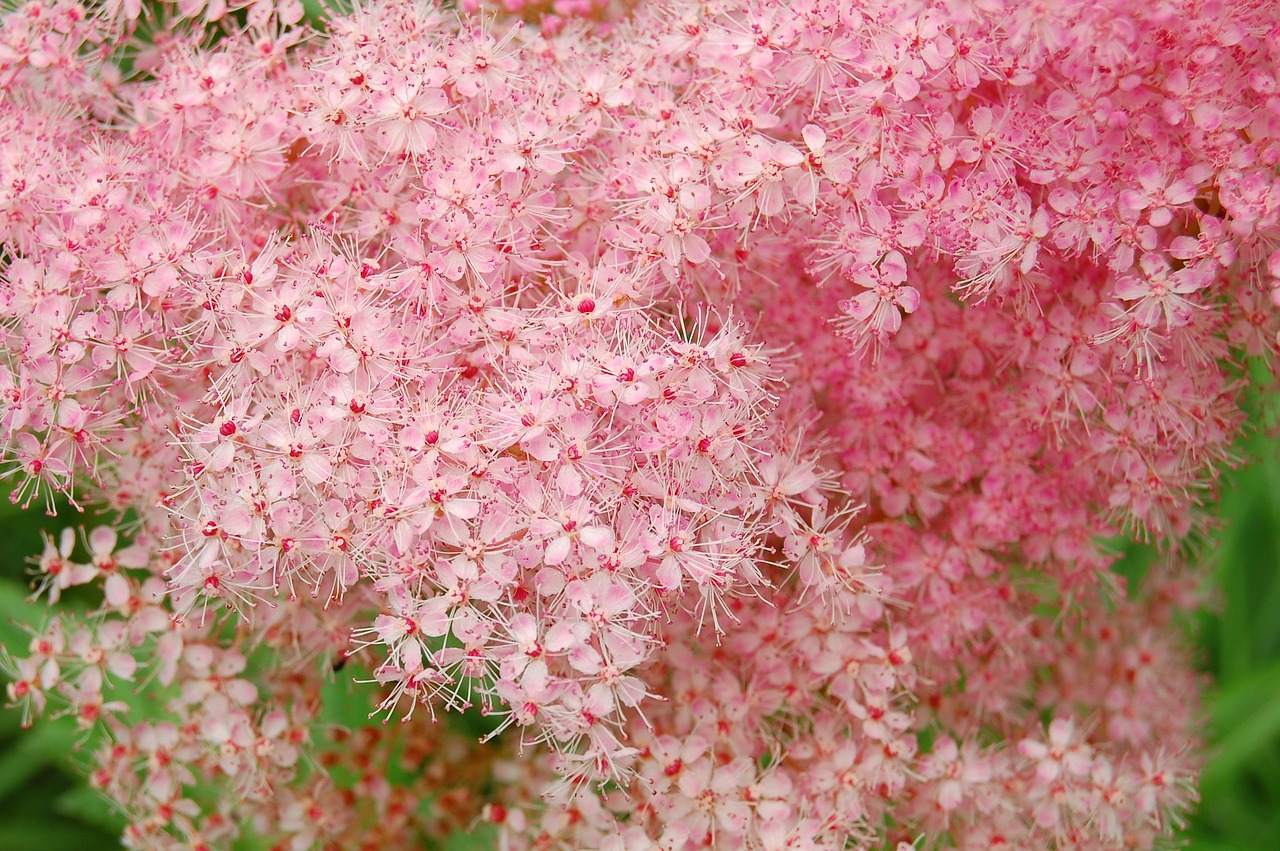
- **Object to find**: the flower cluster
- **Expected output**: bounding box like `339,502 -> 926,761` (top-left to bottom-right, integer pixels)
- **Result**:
1,0 -> 1277,848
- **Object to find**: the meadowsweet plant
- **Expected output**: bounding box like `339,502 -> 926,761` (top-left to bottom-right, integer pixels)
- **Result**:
0,0 -> 1277,847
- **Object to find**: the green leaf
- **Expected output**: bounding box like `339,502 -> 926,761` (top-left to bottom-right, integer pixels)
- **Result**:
1185,840 -> 1262,851
1210,658 -> 1280,737
302,0 -> 334,23
55,785 -> 128,836
445,825 -> 498,850
0,720 -> 80,801
0,817 -> 117,851
0,577 -> 42,652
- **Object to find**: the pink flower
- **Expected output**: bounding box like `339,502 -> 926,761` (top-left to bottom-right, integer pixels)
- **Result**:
372,75 -> 450,156
1113,251 -> 1207,329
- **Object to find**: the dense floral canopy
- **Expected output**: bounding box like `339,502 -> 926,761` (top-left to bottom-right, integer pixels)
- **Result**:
1,0 -> 1278,848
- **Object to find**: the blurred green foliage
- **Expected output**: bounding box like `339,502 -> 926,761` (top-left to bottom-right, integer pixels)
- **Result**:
1182,372 -> 1280,850
0,498 -> 124,849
